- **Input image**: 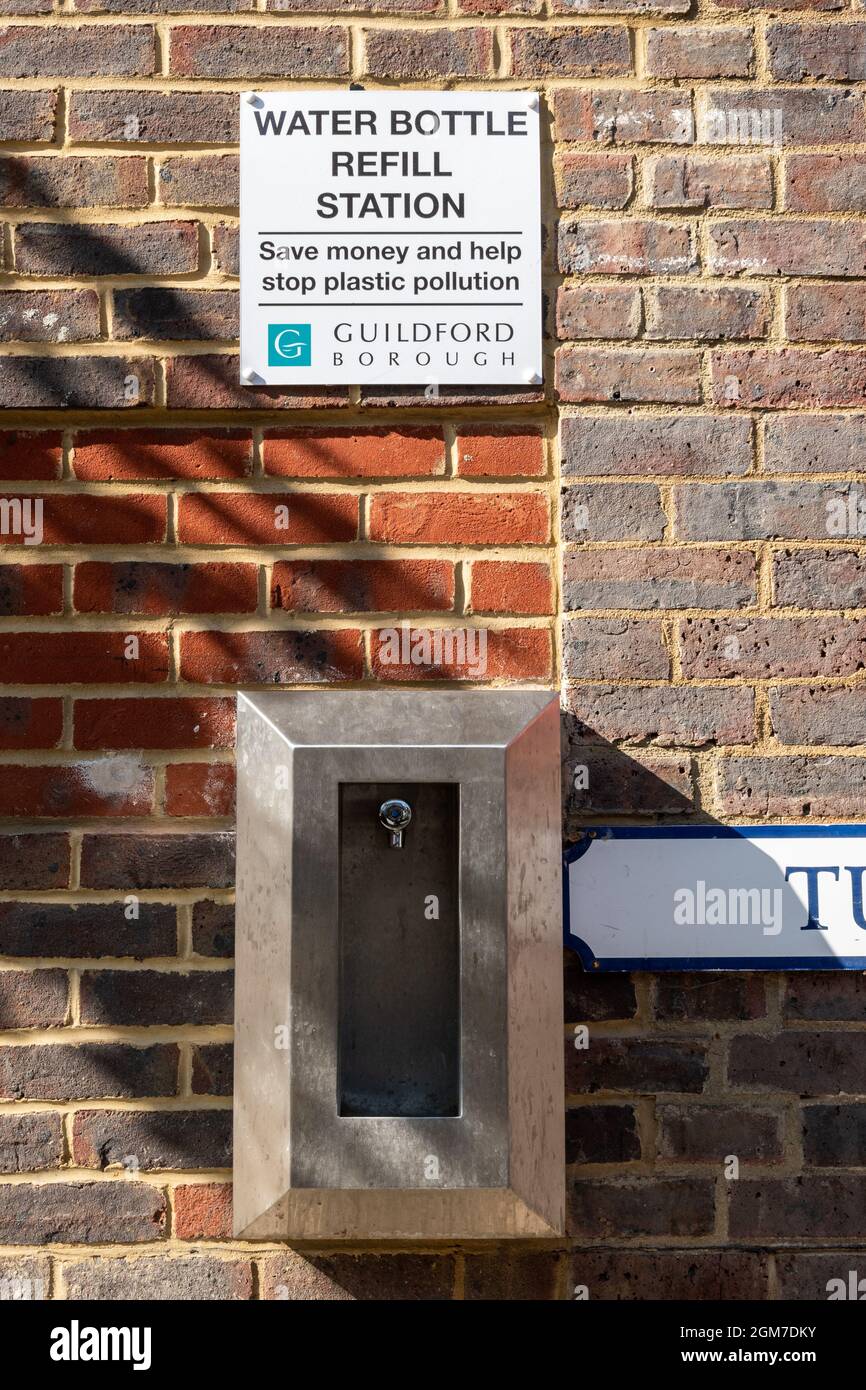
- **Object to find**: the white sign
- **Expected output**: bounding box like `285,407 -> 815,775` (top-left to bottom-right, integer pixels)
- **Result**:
564,826 -> 866,970
239,91 -> 542,387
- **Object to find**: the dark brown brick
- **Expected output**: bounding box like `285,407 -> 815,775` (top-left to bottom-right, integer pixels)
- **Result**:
771,685 -> 866,745
679,617 -> 866,680
564,957 -> 637,1022
0,970 -> 67,1029
571,1179 -> 714,1237
0,1112 -> 63,1173
0,356 -> 156,408
192,901 -> 234,958
191,1042 -> 233,1096
0,88 -> 57,142
730,1177 -> 866,1238
561,483 -> 665,542
776,1253 -> 866,1301
64,1254 -> 252,1301
79,969 -> 233,1026
674,480 -> 855,542
696,88 -> 866,146
570,1249 -> 768,1300
566,1037 -> 709,1094
0,833 -> 69,888
113,288 -> 238,341
657,1104 -> 783,1162
260,1252 -> 454,1300
73,1109 -> 232,1170
0,1044 -> 178,1100
717,754 -> 866,817
0,1182 -> 166,1245
729,1032 -> 866,1095
15,220 -> 198,276
0,902 -> 175,958
565,749 -> 693,818
768,21 -> 866,82
0,24 -> 156,76
80,832 -> 234,889
158,154 -> 238,208
656,973 -> 767,1021
804,1105 -> 866,1166
213,223 -> 238,276
164,354 -> 346,410
567,1104 -> 640,1164
764,413 -> 866,472
464,1253 -> 560,1300
785,973 -> 866,1022
0,290 -> 100,343
0,155 -> 148,207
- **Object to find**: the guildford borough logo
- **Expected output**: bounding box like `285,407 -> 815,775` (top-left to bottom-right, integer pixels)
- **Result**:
268,323 -> 312,366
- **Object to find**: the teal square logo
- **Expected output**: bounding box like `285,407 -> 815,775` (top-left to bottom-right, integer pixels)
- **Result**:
268,324 -> 311,367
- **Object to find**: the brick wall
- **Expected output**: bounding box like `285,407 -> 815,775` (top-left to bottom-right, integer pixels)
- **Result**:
0,0 -> 863,1301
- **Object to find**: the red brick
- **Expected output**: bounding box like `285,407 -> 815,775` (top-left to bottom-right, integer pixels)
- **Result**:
0,154 -> 148,207
369,491 -> 549,544
264,427 -> 444,478
74,561 -> 258,615
786,284 -> 866,342
510,26 -> 631,76
178,492 -> 357,545
363,26 -> 492,77
646,285 -> 770,340
0,762 -> 153,817
554,88 -> 693,145
260,1251 -> 454,1300
0,564 -> 63,615
0,24 -> 156,76
73,697 -> 235,751
696,87 -> 866,146
0,697 -> 63,749
648,154 -> 772,210
454,430 -> 545,477
557,347 -> 702,404
0,494 -> 165,546
15,220 -> 198,276
170,24 -> 349,77
646,25 -> 754,78
165,763 -> 235,817
370,626 -> 552,681
165,355 -> 346,410
768,21 -> 866,82
469,561 -> 553,615
556,285 -> 641,340
174,1182 -> 233,1240
180,630 -> 364,684
711,349 -> 866,409
271,559 -> 454,614
0,431 -> 61,481
784,154 -> 866,212
559,219 -> 696,275
554,151 -> 633,210
73,429 -> 251,481
0,633 -> 168,684
710,219 -> 866,278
